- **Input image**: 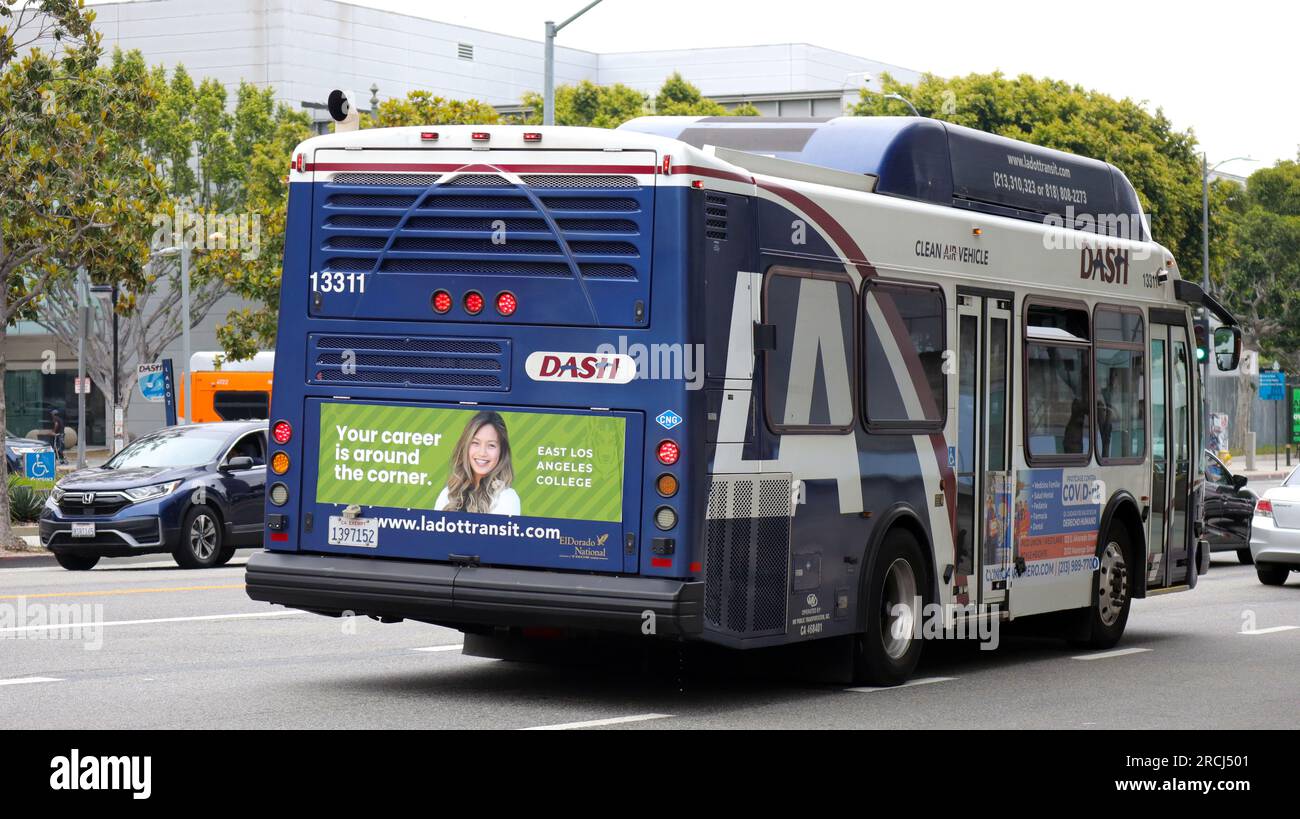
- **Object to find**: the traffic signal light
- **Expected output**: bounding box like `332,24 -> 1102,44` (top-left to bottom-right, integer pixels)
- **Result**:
1194,318 -> 1209,363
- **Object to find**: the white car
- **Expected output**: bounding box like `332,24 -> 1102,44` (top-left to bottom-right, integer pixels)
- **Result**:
1249,469 -> 1300,586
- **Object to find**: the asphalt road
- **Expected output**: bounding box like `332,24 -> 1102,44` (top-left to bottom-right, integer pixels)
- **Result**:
1,547 -> 1296,730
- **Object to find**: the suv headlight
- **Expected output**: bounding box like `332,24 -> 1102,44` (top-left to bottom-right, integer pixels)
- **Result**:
51,485 -> 66,503
124,480 -> 182,502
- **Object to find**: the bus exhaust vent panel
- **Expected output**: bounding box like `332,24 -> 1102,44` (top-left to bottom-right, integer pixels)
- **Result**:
315,171 -> 655,327
307,333 -> 510,392
704,474 -> 793,638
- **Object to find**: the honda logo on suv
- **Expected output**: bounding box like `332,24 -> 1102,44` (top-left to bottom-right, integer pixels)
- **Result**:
81,492 -> 95,505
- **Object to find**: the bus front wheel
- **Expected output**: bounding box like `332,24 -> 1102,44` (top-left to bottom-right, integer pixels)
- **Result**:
1069,527 -> 1132,650
852,527 -> 928,687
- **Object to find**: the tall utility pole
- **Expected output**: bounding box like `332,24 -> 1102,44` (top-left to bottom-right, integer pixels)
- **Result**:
75,268 -> 87,468
543,0 -> 605,126
179,241 -> 192,424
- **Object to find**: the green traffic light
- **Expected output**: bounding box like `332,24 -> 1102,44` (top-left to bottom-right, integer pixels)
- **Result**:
1196,347 -> 1207,362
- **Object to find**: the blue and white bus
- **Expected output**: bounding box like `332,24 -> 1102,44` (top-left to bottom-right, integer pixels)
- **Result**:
246,113 -> 1241,685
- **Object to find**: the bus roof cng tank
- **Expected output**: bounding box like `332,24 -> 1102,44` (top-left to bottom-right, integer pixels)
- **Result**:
619,115 -> 1148,241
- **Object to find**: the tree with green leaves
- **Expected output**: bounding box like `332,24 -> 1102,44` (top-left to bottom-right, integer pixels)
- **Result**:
363,90 -> 500,128
852,71 -> 1211,271
522,73 -> 759,126
1215,159 -> 1300,451
0,1 -> 158,538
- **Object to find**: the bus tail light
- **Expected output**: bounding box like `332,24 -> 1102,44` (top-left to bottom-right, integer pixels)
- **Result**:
523,132 -> 542,142
495,291 -> 517,316
293,153 -> 305,173
472,131 -> 490,142
656,440 -> 679,466
464,291 -> 485,315
1255,498 -> 1273,518
432,289 -> 452,314
654,506 -> 677,530
272,420 -> 293,445
269,483 -> 290,506
656,473 -> 678,497
271,452 -> 290,475
420,131 -> 439,141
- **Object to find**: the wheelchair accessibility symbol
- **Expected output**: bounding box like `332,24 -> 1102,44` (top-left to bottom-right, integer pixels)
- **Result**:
25,451 -> 55,481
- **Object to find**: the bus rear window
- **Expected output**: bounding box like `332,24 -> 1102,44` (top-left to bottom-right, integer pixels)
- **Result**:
213,391 -> 270,421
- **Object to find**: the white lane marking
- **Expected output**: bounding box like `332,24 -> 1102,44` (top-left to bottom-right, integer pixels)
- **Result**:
0,560 -> 248,574
410,644 -> 464,653
1239,625 -> 1300,635
0,676 -> 63,687
0,610 -> 299,636
1072,647 -> 1152,661
845,676 -> 955,693
520,713 -> 674,731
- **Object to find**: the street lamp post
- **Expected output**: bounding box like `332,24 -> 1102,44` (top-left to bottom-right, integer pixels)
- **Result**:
90,283 -> 121,452
154,242 -> 192,424
543,0 -> 604,126
1201,154 -> 1254,294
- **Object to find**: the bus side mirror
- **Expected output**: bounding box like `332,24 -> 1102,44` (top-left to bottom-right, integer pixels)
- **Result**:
1213,326 -> 1242,371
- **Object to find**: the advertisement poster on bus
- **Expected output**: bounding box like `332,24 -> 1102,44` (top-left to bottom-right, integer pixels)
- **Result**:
1013,468 -> 1102,580
317,402 -> 625,521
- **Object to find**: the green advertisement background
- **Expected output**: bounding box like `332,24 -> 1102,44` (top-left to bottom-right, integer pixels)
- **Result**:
316,403 -> 625,522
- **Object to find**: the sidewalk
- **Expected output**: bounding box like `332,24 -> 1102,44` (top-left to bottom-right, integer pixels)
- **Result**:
1222,452 -> 1294,481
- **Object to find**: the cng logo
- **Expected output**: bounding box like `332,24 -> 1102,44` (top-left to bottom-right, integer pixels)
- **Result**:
656,410 -> 682,430
525,351 -> 637,385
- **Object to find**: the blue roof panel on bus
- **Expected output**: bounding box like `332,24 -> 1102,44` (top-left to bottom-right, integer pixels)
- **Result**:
620,115 -> 1147,240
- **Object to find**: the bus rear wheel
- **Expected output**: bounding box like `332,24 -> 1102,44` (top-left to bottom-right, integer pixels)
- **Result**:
1070,527 -> 1132,650
852,528 -> 928,687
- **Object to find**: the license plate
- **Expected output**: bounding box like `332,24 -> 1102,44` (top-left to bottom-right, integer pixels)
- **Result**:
327,516 -> 380,548
71,522 -> 95,538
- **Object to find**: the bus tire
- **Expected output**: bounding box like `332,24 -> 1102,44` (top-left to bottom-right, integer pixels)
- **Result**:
173,506 -> 225,569
852,527 -> 928,687
54,551 -> 100,571
1070,526 -> 1132,650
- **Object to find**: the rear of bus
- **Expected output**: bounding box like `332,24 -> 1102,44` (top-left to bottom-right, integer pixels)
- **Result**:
245,124 -> 707,637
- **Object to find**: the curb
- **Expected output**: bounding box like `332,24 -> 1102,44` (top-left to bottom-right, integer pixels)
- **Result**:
0,551 -> 56,567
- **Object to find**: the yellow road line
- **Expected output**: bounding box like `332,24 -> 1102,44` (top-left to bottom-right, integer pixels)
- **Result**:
0,584 -> 245,601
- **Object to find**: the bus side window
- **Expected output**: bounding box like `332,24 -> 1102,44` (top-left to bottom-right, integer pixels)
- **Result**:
762,266 -> 855,434
861,279 -> 946,432
1093,305 -> 1146,463
1024,300 -> 1092,463
213,390 -> 271,421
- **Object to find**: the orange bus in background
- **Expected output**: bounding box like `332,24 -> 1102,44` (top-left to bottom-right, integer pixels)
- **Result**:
183,352 -> 274,423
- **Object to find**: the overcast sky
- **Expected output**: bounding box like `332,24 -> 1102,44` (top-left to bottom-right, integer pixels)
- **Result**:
332,0 -> 1295,172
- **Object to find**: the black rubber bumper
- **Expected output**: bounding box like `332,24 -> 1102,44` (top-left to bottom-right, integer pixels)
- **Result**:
245,551 -> 704,637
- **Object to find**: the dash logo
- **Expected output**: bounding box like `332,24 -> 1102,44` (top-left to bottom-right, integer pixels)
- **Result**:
525,351 -> 636,384
50,749 -> 151,800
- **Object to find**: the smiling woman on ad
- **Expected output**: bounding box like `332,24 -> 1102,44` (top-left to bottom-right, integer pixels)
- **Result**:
434,411 -> 521,516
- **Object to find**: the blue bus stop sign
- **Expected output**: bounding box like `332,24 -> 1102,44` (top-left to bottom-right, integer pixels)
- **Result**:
1261,370 -> 1286,401
24,450 -> 55,481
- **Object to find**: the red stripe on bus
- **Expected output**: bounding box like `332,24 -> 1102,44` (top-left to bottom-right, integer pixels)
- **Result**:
305,162 -> 658,175
673,165 -> 756,185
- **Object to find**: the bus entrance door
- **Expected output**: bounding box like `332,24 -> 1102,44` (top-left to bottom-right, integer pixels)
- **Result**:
955,293 -> 1015,610
1147,322 -> 1194,589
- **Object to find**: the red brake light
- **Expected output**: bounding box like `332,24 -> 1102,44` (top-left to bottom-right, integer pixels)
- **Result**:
495,291 -> 517,316
464,291 -> 485,315
472,131 -> 490,141
432,289 -> 452,314
272,421 -> 292,445
420,131 -> 439,141
656,440 -> 680,466
293,153 -> 305,173
523,132 -> 542,142
1256,499 -> 1273,517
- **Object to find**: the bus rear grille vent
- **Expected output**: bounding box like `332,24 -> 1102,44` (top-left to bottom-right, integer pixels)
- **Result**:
704,474 -> 792,637
308,334 -> 510,391
704,193 -> 728,241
